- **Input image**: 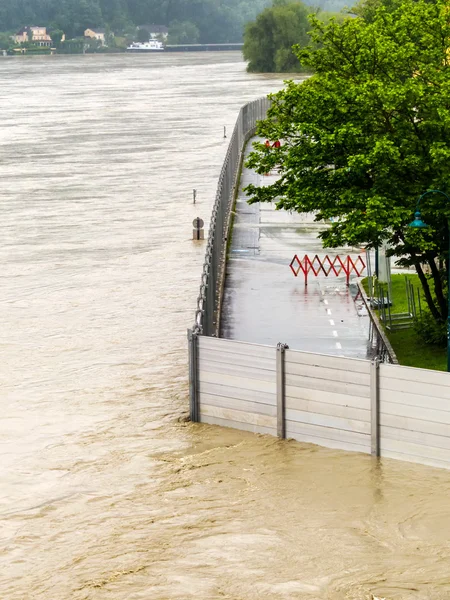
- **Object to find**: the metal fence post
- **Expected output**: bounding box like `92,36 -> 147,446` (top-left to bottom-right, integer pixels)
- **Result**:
188,329 -> 199,422
276,343 -> 289,438
370,357 -> 380,456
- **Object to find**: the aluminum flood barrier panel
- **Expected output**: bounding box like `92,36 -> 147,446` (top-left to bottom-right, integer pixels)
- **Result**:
284,348 -> 372,454
190,335 -> 450,471
379,363 -> 450,470
197,336 -> 277,436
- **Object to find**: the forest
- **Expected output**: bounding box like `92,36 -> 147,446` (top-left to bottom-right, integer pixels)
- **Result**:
0,0 -> 349,44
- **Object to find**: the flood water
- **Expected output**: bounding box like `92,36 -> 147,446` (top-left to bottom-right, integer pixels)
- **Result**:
1,53 -> 450,600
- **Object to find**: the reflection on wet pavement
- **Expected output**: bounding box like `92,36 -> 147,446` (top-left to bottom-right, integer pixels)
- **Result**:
221,141 -> 370,358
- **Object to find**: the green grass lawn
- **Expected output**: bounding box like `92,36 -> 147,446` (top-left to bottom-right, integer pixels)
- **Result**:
362,274 -> 447,371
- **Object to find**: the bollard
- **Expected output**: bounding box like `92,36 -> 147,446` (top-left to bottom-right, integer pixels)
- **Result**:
223,126 -> 227,138
193,189 -> 197,204
192,217 -> 204,240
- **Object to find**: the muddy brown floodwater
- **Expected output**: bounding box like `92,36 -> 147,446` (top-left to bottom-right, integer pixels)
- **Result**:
1,53 -> 450,600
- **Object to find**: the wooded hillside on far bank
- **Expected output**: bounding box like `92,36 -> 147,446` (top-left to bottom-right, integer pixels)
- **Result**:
0,0 -> 350,46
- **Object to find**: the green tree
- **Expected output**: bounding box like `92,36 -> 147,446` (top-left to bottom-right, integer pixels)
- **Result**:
167,20 -> 199,44
59,36 -> 86,52
49,27 -> 64,44
352,0 -> 401,21
137,26 -> 150,42
245,0 -> 450,323
243,2 -> 314,73
75,0 -> 103,33
0,31 -> 12,49
100,0 -> 129,32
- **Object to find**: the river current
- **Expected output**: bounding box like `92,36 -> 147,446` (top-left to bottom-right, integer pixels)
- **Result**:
1,53 -> 449,600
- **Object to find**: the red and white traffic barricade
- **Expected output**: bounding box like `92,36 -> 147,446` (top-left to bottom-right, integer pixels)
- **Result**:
290,254 -> 366,286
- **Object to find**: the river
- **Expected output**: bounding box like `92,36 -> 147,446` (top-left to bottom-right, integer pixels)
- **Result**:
1,52 -> 449,600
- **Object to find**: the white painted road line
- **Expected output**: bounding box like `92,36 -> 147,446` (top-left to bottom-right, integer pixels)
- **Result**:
324,299 -> 329,305
333,330 -> 338,337
329,319 -> 335,326
327,309 -> 332,315
336,342 -> 342,349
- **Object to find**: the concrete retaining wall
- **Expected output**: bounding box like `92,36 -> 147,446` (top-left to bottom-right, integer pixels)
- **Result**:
191,335 -> 450,470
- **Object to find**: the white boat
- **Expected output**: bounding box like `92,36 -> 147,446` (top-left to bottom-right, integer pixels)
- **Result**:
126,40 -> 165,52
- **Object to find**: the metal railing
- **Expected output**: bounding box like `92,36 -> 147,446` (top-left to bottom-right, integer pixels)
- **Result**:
192,97 -> 270,336
357,281 -> 399,364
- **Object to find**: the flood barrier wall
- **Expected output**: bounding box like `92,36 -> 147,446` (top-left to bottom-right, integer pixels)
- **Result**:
192,336 -> 450,471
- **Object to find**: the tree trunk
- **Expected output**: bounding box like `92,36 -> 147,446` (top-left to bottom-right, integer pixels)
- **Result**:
427,255 -> 447,320
414,260 -> 441,321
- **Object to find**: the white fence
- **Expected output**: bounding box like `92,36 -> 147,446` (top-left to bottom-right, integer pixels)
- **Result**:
190,335 -> 450,470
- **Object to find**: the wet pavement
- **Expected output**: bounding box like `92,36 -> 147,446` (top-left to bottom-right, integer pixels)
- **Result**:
221,140 -> 371,358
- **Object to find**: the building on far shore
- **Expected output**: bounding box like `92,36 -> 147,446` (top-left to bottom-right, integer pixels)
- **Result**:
137,25 -> 168,41
13,26 -> 53,47
84,28 -> 109,46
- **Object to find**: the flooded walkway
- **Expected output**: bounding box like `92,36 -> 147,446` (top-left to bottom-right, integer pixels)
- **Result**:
221,140 -> 370,358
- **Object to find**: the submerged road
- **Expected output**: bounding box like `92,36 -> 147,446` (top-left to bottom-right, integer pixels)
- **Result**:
221,140 -> 371,358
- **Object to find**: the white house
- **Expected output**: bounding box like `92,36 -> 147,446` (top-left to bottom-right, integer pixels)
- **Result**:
138,25 -> 168,41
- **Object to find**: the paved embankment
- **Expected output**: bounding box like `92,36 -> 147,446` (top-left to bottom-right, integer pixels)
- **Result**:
221,140 -> 370,359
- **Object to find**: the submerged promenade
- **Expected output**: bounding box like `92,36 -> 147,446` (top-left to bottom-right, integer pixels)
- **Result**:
221,139 -> 371,358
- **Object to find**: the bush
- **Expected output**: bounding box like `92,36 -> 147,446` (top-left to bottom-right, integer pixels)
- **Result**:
414,311 -> 447,348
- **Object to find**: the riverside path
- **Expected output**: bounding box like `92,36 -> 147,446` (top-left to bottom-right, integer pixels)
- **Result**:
220,139 -> 371,359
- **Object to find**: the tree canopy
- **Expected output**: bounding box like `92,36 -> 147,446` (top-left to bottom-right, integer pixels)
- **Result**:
246,0 -> 450,323
243,1 -> 344,72
167,20 -> 200,44
243,2 -> 311,73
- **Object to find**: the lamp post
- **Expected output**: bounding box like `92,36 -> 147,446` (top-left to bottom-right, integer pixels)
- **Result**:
408,189 -> 450,372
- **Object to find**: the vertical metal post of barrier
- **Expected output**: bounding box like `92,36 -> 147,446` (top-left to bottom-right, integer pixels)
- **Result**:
276,343 -> 289,438
211,243 -> 217,335
370,357 -> 380,456
209,251 -> 215,336
188,329 -> 199,422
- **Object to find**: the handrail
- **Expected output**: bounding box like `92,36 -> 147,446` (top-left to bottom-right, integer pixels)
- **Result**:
357,280 -> 399,364
192,97 -> 270,336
